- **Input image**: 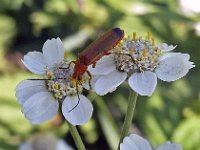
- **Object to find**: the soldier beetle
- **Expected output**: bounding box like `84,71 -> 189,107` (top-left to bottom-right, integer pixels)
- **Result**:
72,28 -> 124,82
66,28 -> 124,112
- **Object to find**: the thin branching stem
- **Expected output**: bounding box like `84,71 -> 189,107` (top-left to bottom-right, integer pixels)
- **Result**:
117,90 -> 138,149
67,121 -> 86,150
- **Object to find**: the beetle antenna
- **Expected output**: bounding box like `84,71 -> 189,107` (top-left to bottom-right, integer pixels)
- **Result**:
86,70 -> 92,90
28,78 -> 66,80
113,52 -> 135,63
28,79 -> 50,80
68,81 -> 80,113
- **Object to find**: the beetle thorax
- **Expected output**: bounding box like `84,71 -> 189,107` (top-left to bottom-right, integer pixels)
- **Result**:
73,59 -> 88,80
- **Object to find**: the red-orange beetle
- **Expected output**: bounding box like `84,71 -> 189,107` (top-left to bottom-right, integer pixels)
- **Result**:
67,28 -> 124,112
72,28 -> 124,82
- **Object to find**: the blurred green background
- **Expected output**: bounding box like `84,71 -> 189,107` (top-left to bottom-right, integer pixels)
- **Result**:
0,0 -> 199,149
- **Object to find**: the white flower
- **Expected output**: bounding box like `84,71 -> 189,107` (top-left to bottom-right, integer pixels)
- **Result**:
19,133 -> 73,150
16,38 -> 93,125
88,33 -> 195,96
179,0 -> 200,16
193,22 -> 200,36
120,134 -> 182,150
88,55 -> 127,95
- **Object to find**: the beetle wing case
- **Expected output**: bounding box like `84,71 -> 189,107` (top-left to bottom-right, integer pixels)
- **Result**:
78,28 -> 124,66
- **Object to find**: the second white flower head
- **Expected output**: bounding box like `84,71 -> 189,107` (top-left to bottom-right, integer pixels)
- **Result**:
89,32 -> 195,96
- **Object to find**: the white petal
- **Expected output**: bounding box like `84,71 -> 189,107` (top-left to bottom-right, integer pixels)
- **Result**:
120,137 -> 140,150
120,144 -> 132,150
62,95 -> 93,125
120,134 -> 152,150
15,80 -> 46,104
19,142 -> 33,150
94,71 -> 127,96
88,55 -> 116,75
42,38 -> 64,66
129,134 -> 152,150
22,51 -> 46,75
128,71 -> 157,96
22,92 -> 59,124
56,140 -> 73,150
159,43 -> 177,52
156,142 -> 182,150
156,55 -> 194,82
159,52 -> 190,61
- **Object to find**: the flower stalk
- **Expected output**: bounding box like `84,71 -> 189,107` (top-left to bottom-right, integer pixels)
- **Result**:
118,90 -> 138,149
67,121 -> 86,150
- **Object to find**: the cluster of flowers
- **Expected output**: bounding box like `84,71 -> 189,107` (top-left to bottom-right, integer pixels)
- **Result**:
16,31 -> 194,150
19,133 -> 182,150
120,134 -> 182,150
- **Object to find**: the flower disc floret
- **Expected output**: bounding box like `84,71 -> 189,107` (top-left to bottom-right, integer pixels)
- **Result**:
113,34 -> 161,73
45,61 -> 84,100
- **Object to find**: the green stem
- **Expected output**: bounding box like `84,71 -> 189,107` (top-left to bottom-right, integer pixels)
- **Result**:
67,121 -> 86,150
117,90 -> 138,149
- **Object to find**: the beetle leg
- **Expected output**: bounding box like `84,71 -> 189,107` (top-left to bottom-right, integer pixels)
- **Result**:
104,51 -> 111,55
124,53 -> 134,63
86,70 -> 92,90
92,62 -> 96,68
68,81 -> 80,113
59,60 -> 76,69
113,52 -> 134,63
68,61 -> 76,69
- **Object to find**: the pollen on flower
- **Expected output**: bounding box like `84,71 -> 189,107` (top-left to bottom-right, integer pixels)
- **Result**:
133,32 -> 136,40
45,70 -> 53,79
64,51 -> 68,60
129,47 -> 134,55
147,31 -> 151,40
44,60 -> 86,100
142,48 -> 147,57
54,82 -> 60,90
71,78 -> 77,88
112,32 -> 162,73
151,37 -> 155,46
